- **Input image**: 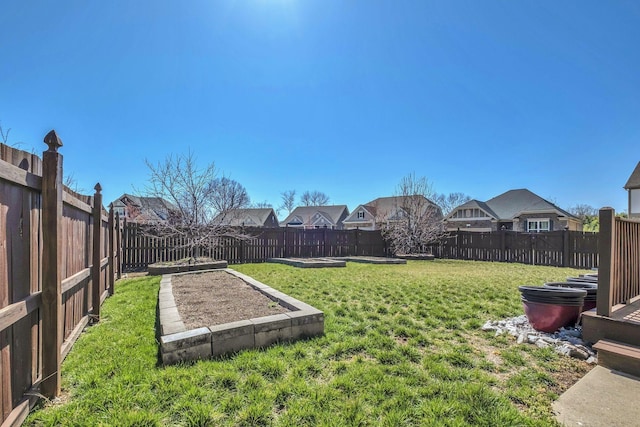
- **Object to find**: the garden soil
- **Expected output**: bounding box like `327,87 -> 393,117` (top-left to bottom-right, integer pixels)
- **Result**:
171,271 -> 290,329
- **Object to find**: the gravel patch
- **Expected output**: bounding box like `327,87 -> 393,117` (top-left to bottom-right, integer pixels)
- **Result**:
482,315 -> 597,363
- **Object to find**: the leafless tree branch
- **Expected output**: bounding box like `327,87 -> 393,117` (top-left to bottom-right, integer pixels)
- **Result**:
141,151 -> 252,261
378,173 -> 445,255
300,190 -> 330,206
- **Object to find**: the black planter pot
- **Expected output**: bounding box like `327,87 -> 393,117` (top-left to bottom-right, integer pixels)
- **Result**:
519,286 -> 587,306
566,276 -> 598,284
544,282 -> 596,311
518,285 -> 587,332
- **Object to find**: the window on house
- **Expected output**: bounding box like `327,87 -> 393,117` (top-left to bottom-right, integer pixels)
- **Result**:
357,211 -> 365,219
452,208 -> 485,219
527,219 -> 550,232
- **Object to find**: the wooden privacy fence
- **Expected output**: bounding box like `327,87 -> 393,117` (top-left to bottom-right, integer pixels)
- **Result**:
597,208 -> 640,316
425,230 -> 599,269
122,224 -> 599,271
122,224 -> 388,270
0,132 -> 120,426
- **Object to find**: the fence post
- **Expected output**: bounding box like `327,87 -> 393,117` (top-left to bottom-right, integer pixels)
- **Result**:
108,206 -> 115,296
597,207 -> 615,317
323,228 -> 327,257
283,228 -> 287,258
91,183 -> 103,322
41,130 -> 63,398
562,229 -> 570,268
355,229 -> 360,256
115,213 -> 122,279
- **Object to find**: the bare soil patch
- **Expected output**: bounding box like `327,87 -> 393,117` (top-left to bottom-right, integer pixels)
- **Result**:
171,271 -> 290,329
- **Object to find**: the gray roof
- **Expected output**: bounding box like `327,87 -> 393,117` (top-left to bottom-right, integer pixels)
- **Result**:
112,194 -> 176,221
624,161 -> 640,189
486,189 -> 575,219
281,205 -> 349,227
344,195 -> 442,224
366,195 -> 438,215
447,189 -> 576,221
213,208 -> 277,227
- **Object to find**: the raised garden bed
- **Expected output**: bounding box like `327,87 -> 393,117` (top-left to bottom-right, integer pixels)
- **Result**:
396,254 -> 435,260
337,256 -> 406,265
158,269 -> 324,365
148,258 -> 227,276
267,257 -> 346,268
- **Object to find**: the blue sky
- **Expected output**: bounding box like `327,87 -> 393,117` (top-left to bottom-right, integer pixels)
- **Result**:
2,1 -> 638,217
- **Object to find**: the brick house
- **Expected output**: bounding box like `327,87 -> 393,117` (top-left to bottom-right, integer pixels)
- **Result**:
111,193 -> 177,223
280,205 -> 349,229
343,195 -> 442,230
443,189 -> 582,232
212,208 -> 280,228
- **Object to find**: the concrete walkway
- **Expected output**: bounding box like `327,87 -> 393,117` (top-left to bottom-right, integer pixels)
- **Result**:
553,366 -> 640,426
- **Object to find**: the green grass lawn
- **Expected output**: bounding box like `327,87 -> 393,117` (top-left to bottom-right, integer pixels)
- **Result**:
26,260 -> 592,426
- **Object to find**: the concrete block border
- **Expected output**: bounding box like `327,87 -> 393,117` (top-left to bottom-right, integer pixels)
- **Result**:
336,256 -> 407,265
149,260 -> 228,276
396,254 -> 435,261
158,268 -> 324,365
267,257 -> 346,268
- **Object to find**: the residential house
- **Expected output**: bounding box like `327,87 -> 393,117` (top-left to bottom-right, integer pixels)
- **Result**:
443,189 -> 582,232
280,205 -> 349,229
343,196 -> 442,230
212,208 -> 280,228
111,194 -> 176,223
624,161 -> 640,219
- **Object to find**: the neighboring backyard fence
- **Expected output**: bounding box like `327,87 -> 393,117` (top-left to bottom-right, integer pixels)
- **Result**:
0,133 -> 120,426
122,224 -> 600,271
426,230 -> 599,269
122,224 -> 389,270
597,208 -> 640,316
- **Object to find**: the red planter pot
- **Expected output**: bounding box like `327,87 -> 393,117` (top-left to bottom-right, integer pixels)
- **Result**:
521,299 -> 583,333
518,286 -> 587,333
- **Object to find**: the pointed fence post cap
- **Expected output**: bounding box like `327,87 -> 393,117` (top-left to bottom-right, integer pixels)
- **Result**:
44,130 -> 63,152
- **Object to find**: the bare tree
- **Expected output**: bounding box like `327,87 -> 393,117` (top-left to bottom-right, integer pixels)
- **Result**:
0,122 -> 9,145
569,204 -> 598,220
570,204 -> 599,232
378,173 -> 445,255
252,200 -> 273,208
435,192 -> 471,216
279,190 -> 296,214
143,151 -> 250,261
209,177 -> 250,214
300,190 -> 330,206
0,121 -> 27,149
63,172 -> 87,194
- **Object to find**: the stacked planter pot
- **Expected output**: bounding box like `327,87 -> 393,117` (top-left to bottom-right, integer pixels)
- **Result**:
565,275 -> 598,284
518,286 -> 587,333
544,281 -> 597,312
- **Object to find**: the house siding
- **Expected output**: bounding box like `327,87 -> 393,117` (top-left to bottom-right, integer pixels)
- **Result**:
517,213 -> 581,232
445,219 -> 493,231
